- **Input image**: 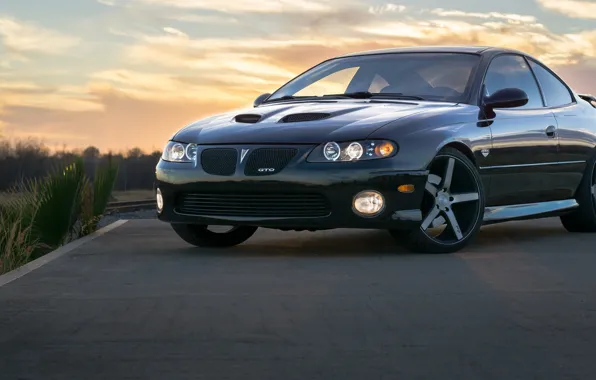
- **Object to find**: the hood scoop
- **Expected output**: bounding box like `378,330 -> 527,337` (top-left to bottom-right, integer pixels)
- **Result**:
234,114 -> 262,123
280,113 -> 331,123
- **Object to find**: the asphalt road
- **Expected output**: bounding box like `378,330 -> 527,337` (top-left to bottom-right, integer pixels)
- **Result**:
2,217 -> 596,380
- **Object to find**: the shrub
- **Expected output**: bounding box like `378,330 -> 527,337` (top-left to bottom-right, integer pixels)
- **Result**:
78,156 -> 119,237
0,155 -> 120,274
28,157 -> 86,250
0,188 -> 48,274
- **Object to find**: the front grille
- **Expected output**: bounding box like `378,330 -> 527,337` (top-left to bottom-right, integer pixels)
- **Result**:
280,113 -> 330,123
201,148 -> 237,175
244,148 -> 297,176
175,192 -> 331,218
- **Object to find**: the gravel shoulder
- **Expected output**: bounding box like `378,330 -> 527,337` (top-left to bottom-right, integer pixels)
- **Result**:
98,209 -> 157,229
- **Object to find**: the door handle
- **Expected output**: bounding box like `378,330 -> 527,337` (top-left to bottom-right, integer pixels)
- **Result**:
545,125 -> 556,138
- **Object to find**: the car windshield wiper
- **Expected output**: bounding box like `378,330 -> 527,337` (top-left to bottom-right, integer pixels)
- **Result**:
322,91 -> 375,99
322,91 -> 425,100
371,92 -> 426,100
263,95 -> 321,104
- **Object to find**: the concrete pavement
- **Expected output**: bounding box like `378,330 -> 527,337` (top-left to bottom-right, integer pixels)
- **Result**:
1,218 -> 596,379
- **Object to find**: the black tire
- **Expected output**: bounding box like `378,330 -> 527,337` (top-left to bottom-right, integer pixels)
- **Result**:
389,147 -> 485,254
560,154 -> 596,232
171,224 -> 258,248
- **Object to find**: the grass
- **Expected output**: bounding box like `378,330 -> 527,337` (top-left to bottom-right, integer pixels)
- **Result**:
0,157 -> 119,275
0,189 -> 47,274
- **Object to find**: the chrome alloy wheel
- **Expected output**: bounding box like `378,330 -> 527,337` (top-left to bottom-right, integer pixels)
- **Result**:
420,155 -> 482,245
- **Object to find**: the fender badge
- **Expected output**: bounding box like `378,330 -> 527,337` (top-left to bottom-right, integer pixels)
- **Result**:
481,149 -> 490,157
240,148 -> 249,163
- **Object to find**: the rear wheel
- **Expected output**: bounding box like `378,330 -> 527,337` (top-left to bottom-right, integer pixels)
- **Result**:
560,155 -> 596,232
389,147 -> 485,253
171,224 -> 258,248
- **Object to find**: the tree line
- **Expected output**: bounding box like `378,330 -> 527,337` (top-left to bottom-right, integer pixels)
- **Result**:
0,138 -> 161,192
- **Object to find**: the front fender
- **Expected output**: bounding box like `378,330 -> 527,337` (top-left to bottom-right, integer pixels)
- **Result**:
373,121 -> 492,171
368,104 -> 492,171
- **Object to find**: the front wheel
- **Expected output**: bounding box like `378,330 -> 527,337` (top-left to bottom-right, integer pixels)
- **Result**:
171,224 -> 258,248
389,147 -> 485,253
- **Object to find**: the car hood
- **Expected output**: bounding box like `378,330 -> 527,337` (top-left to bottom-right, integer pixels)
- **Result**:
172,100 -> 459,144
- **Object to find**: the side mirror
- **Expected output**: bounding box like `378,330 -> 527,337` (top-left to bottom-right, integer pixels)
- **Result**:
253,93 -> 271,107
483,88 -> 528,111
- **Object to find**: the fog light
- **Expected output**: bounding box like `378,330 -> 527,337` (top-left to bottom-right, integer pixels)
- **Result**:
156,188 -> 163,213
353,190 -> 385,216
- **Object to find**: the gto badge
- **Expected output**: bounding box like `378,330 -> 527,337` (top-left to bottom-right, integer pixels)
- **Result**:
240,148 -> 249,163
481,149 -> 490,157
258,168 -> 275,172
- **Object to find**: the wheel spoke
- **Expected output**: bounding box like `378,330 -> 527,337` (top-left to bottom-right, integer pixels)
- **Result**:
425,182 -> 438,197
421,207 -> 441,230
451,192 -> 479,204
442,158 -> 455,190
431,215 -> 446,228
428,174 -> 441,185
445,209 -> 463,240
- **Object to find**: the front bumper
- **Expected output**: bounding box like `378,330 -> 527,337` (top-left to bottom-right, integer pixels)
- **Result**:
155,145 -> 428,230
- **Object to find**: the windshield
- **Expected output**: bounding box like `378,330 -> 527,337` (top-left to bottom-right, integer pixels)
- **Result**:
267,52 -> 480,103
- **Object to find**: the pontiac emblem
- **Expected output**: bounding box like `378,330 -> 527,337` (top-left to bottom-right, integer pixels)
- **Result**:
240,148 -> 250,163
481,149 -> 490,157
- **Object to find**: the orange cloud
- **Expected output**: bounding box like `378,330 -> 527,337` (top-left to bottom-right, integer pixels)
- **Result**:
0,81 -> 102,113
0,87 -> 245,153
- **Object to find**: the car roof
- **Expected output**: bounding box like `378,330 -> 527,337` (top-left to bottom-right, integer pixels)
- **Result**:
339,45 -> 527,57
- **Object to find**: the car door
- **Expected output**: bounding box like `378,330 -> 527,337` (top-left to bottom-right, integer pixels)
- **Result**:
526,58 -> 590,200
480,54 -> 560,207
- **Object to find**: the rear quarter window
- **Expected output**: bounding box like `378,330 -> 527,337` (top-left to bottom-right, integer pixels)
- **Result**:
528,60 -> 574,107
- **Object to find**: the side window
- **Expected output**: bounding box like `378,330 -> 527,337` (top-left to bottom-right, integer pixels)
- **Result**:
528,60 -> 574,107
483,55 -> 543,109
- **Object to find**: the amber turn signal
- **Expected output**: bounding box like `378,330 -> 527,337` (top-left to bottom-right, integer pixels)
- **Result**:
374,142 -> 395,157
397,184 -> 415,193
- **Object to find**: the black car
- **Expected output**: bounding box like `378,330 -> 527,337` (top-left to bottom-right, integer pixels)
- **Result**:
155,45 -> 596,253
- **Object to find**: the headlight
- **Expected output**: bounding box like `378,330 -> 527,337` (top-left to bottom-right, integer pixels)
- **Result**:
161,141 -> 198,163
307,140 -> 398,162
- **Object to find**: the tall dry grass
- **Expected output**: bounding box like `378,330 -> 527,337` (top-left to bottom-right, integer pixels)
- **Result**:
0,156 -> 119,275
0,189 -> 47,273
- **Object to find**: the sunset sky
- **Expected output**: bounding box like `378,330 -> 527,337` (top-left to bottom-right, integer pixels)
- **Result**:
1,0 -> 595,153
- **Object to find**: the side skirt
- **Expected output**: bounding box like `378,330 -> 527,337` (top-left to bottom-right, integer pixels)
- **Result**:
482,199 -> 579,225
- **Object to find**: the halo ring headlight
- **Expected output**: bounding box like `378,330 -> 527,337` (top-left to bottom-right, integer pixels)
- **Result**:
346,142 -> 363,160
170,143 -> 186,161
323,142 -> 341,161
185,143 -> 198,161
